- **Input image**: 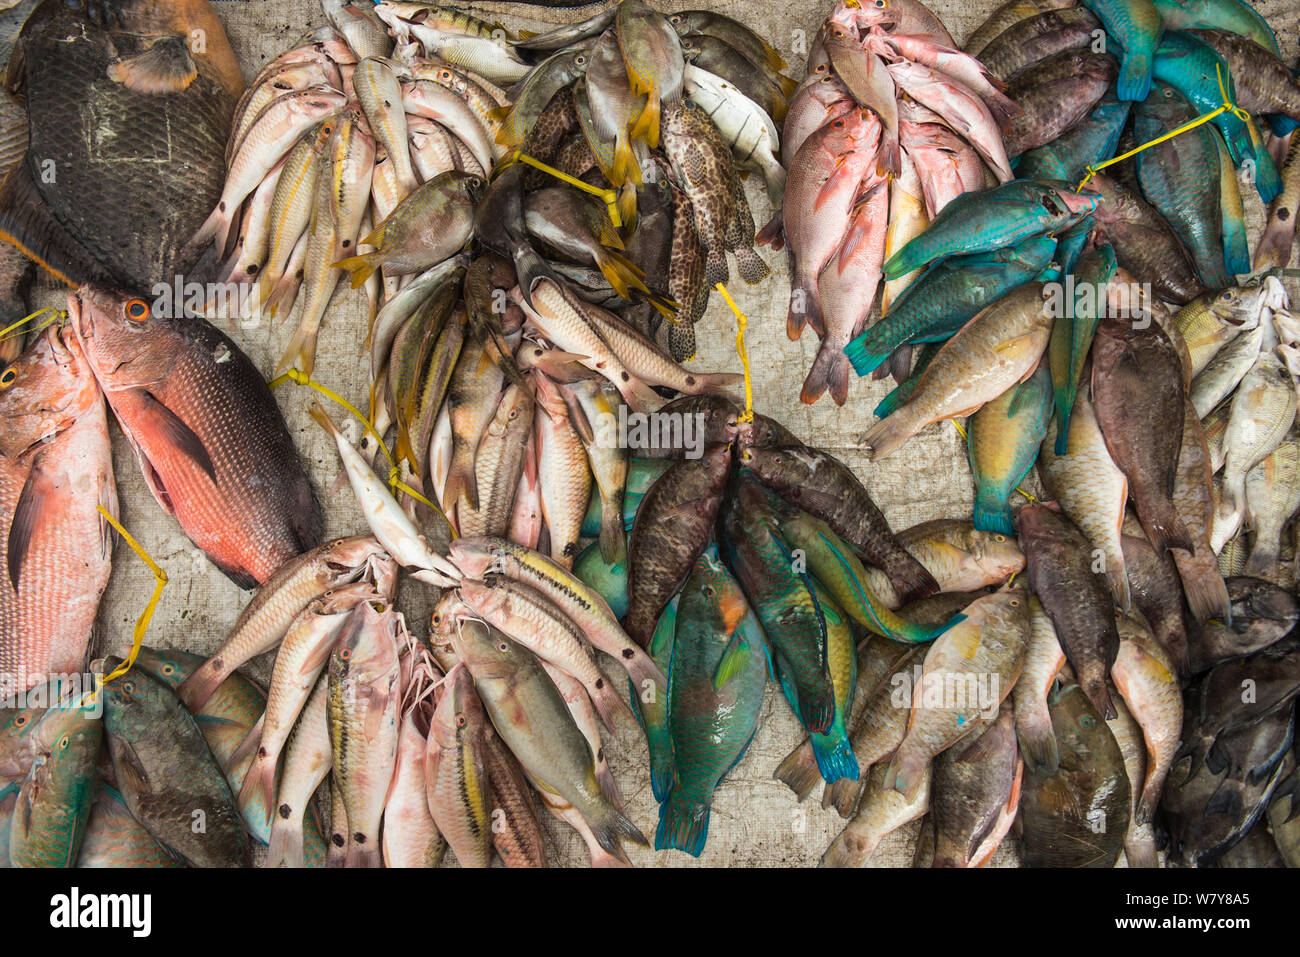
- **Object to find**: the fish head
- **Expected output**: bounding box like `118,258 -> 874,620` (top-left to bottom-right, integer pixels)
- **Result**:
1208,278 -> 1279,330
449,617 -> 524,682
331,600 -> 399,685
320,536 -> 391,584
431,663 -> 484,748
0,325 -> 101,458
445,538 -> 503,581
67,283 -> 175,394
457,576 -> 508,619
965,529 -> 1026,581
688,547 -> 748,636
130,646 -> 202,689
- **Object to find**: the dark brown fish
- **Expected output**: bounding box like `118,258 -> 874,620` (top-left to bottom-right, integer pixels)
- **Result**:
1190,576 -> 1300,674
0,0 -> 243,287
930,700 -> 1022,868
629,394 -> 738,458
741,444 -> 938,603
977,8 -> 1102,82
1002,50 -> 1116,157
1121,533 -> 1190,678
70,283 -> 321,587
1019,682 -> 1130,867
1189,29 -> 1300,122
624,442 -> 731,647
1018,503 -> 1120,719
1091,317 -> 1193,555
1089,173 -> 1204,305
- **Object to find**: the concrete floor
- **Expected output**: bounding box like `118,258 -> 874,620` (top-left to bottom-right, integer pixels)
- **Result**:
68,0 -> 1300,866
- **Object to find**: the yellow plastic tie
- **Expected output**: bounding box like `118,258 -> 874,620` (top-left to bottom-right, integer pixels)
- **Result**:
714,282 -> 754,423
269,368 -> 456,536
1077,64 -> 1248,192
0,307 -> 66,343
95,506 -> 167,691
949,419 -> 1038,504
505,151 -> 623,229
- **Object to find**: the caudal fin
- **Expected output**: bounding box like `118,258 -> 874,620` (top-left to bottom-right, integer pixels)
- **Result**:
1115,53 -> 1152,102
983,91 -> 1021,131
972,488 -> 1014,537
884,747 -> 928,803
802,340 -> 850,405
332,253 -> 379,289
880,548 -> 940,604
1139,501 -> 1194,556
1016,716 -> 1060,775
236,754 -> 277,828
655,794 -> 710,857
734,245 -> 770,285
1172,547 -> 1231,624
774,739 -> 823,800
810,730 -> 860,785
265,810 -> 306,869
844,331 -> 892,378
823,775 -> 865,818
594,804 -> 649,855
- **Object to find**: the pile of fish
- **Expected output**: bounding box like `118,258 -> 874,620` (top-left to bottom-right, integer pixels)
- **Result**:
767,0 -> 1022,405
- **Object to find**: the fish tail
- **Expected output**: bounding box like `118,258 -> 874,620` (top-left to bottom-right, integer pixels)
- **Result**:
1115,53 -> 1152,102
596,759 -> 626,812
277,322 -> 320,377
599,510 -> 626,566
880,548 -> 940,604
972,487 -> 1014,537
611,130 -> 641,189
823,775 -> 864,818
177,665 -> 224,713
655,793 -> 710,857
1141,502 -> 1194,556
774,739 -> 824,800
236,755 -> 276,829
802,339 -> 849,405
810,729 -> 859,785
1105,554 -> 1132,615
333,253 -> 379,289
884,747 -> 928,803
843,330 -> 891,378
693,371 -> 747,401
1017,716 -> 1060,775
755,210 -> 784,249
345,841 -> 382,868
787,276 -> 821,340
185,203 -> 230,262
595,803 -> 649,854
265,812 -> 305,869
1124,836 -> 1158,869
704,246 -> 729,288
762,160 -> 787,207
734,244 -> 770,285
872,384 -> 905,418
1210,493 -> 1244,554
628,95 -> 661,150
444,457 -> 478,513
590,680 -> 634,733
1173,549 -> 1231,624
1244,542 -> 1281,582
862,410 -> 920,461
984,91 -> 1021,131
1083,678 -> 1117,721
591,245 -> 649,301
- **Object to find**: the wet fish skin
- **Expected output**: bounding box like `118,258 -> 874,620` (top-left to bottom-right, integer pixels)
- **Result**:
1080,0 -> 1160,101
963,0 -> 1079,57
70,283 -> 322,587
1243,441 -> 1300,581
820,763 -> 930,867
102,662 -> 250,867
968,365 -> 1052,537
1013,596 -> 1066,774
77,784 -> 180,868
1002,49 -> 1116,156
1112,616 -> 1182,824
425,664 -> 491,868
930,700 -> 1022,868
1089,173 -> 1203,306
1190,321 -> 1262,420
1090,317 -> 1192,555
1256,133 -> 1300,270
1019,503 -> 1121,720
1176,279 -> 1277,379
482,723 -> 546,868
977,8 -> 1101,81
1119,532 -> 1189,677
268,671 -> 332,867
1189,29 -> 1300,121
1019,682 -> 1130,867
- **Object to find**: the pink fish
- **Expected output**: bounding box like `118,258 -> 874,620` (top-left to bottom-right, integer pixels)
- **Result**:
868,32 -> 1020,129
887,60 -> 1014,182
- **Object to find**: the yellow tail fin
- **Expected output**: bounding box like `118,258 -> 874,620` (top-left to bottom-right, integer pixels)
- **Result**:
333,253 -> 379,290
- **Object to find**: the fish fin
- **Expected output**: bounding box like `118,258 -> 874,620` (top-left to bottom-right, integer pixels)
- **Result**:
774,739 -> 823,801
363,683 -> 391,742
713,631 -> 752,689
884,747 -> 927,802
823,774 -> 864,818
1173,551 -> 1230,625
512,242 -> 560,310
1017,718 -> 1059,775
810,730 -> 859,785
111,739 -> 152,793
611,130 -> 641,190
266,814 -> 306,869
787,276 -> 821,340
843,331 -> 892,378
236,755 -> 276,828
733,244 -> 769,285
6,455 -> 55,590
589,679 -> 634,733
654,793 -> 709,857
1115,53 -> 1152,103
628,95 -> 661,151
972,487 -> 1014,537
135,390 -> 217,484
801,340 -> 850,406
333,253 -> 378,290
755,209 -> 784,249
224,713 -> 264,777
983,91 -> 1021,131
595,803 -> 648,854
0,162 -> 102,287
591,246 -> 650,302
277,322 -> 320,378
1140,507 -> 1194,557
108,35 -> 198,94
599,508 -> 626,565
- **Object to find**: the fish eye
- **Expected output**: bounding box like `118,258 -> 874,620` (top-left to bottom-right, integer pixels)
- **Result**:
875,0 -> 888,7
13,714 -> 27,728
161,664 -> 175,676
333,538 -> 345,547
340,648 -> 352,660
0,367 -> 16,388
1220,291 -> 1233,301
703,585 -> 715,598
124,298 -> 150,322
993,535 -> 1006,543
455,713 -> 467,728
57,734 -> 69,750
669,14 -> 681,22
1009,599 -> 1020,607
575,54 -> 587,66
496,640 -> 509,652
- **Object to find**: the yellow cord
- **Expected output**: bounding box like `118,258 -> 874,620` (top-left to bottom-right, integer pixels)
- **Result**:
949,418 -> 1039,504
95,506 -> 167,690
269,368 -> 457,536
1077,64 -> 1250,192
503,151 -> 623,229
714,282 -> 754,423
0,307 -> 66,343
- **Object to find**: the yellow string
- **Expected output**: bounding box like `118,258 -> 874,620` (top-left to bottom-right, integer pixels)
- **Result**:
713,282 -> 754,423
1077,64 -> 1250,192
269,368 -> 456,536
502,151 -> 623,229
94,506 -> 167,691
0,307 -> 66,343
949,419 -> 1039,503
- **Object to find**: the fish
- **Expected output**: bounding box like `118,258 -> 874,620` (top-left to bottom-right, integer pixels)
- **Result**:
1081,0 -> 1161,100
873,33 -> 1019,127
862,520 -> 1024,611
0,327 -> 115,689
531,371 -> 591,569
1212,351 -> 1297,551
1190,577 -> 1300,674
1001,50 -> 1116,156
1015,89 -> 1130,187
657,546 -> 767,856
178,536 -> 387,711
0,0 -> 243,287
880,148 -> 928,314
615,0 -> 685,149
1105,694 -> 1158,867
1211,126 -> 1250,277
826,27 -> 899,176
884,584 -> 1028,800
1177,280 -> 1276,379
833,0 -> 956,47
328,601 -> 402,868
1190,321 -> 1263,419
8,693 -> 99,867
1112,616 -> 1182,824
335,170 -> 483,288
977,8 -> 1102,81
70,283 -> 322,588
482,723 -> 546,868
1019,681 -> 1130,866
820,763 -> 930,867
1189,29 -> 1300,122
498,46 -> 592,150
963,0 -> 1079,57
1244,441 -> 1300,581
660,100 -> 768,289
742,444 -> 939,602
425,664 -> 491,868
678,33 -> 791,123
1256,133 -> 1300,270
1089,173 -> 1203,306
1121,533 -> 1190,677
455,383 -> 533,539
684,64 -> 784,205
1018,503 -> 1121,720
1266,755 -> 1300,868
844,237 -> 1057,378
968,365 -> 1053,536
1013,596 -> 1066,774
1090,316 -> 1193,555
102,662 -> 250,867
267,671 -> 332,868
887,60 -> 1012,181
452,617 -> 646,857
667,10 -> 788,75
77,785 -> 180,868
1048,245 -> 1117,450
381,700 -> 446,869
863,283 -> 1055,460
624,443 -> 732,647
1152,0 -> 1279,54
882,180 -> 1095,281
930,700 -> 1022,868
